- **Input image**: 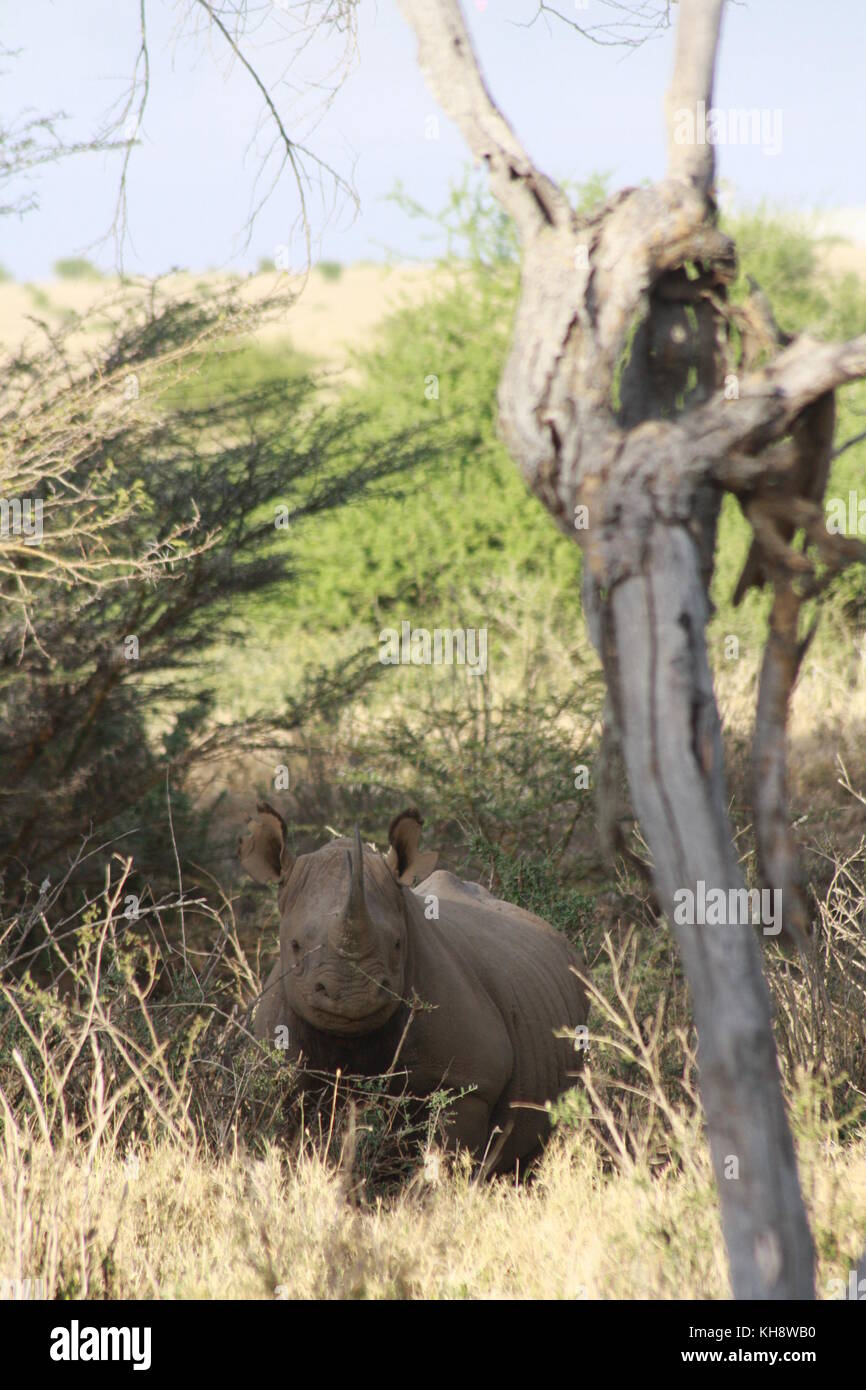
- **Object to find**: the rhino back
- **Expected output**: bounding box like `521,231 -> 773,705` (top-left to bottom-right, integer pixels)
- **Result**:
409,871 -> 587,1109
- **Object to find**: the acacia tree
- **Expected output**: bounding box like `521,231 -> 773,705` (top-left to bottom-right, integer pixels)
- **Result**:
397,0 -> 866,1298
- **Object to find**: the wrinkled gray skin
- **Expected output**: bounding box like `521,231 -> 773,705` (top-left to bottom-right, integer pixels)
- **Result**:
246,814 -> 588,1174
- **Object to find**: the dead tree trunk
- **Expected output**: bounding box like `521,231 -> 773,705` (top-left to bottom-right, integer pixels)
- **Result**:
399,0 -> 866,1297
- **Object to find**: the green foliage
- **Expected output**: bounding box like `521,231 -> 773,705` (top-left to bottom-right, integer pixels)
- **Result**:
466,829 -> 594,950
565,170 -> 612,218
0,287 -> 450,900
387,171 -> 519,267
238,177 -> 591,651
388,168 -> 610,269
724,209 -> 828,332
317,600 -> 603,856
315,260 -> 343,281
53,256 -> 103,280
26,283 -> 51,310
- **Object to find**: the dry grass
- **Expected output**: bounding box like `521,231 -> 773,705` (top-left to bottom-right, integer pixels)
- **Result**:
1,843 -> 865,1300
0,1120 -> 720,1300
1,1095 -> 864,1300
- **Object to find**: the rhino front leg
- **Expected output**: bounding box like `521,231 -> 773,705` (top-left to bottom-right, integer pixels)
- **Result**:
439,1094 -> 492,1164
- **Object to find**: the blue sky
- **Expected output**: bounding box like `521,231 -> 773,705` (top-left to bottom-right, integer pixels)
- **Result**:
3,0 -> 864,279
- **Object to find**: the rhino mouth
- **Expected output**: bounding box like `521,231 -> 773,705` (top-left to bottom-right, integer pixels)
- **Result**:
298,976 -> 399,1034
302,997 -> 398,1034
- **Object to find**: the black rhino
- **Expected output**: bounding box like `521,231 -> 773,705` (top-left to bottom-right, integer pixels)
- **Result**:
239,803 -> 588,1172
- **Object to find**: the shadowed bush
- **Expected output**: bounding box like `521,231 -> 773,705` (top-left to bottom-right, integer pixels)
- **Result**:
0,281 -> 458,910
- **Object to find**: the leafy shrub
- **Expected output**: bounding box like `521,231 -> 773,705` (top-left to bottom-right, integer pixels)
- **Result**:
0,282 -> 449,906
53,257 -> 103,280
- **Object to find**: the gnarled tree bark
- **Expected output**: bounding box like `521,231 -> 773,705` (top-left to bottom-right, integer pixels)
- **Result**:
399,0 -> 866,1298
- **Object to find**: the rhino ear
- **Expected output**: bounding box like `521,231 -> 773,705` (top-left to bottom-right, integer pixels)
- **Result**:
386,807 -> 439,886
238,801 -> 294,884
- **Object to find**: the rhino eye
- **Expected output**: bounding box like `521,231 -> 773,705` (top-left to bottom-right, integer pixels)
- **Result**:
291,939 -> 300,953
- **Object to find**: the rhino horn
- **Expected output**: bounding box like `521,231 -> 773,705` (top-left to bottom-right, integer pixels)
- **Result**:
333,825 -> 373,956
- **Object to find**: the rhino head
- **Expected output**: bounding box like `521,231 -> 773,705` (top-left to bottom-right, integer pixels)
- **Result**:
239,803 -> 437,1036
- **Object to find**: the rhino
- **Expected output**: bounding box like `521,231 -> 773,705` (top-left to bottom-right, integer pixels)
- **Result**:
239,802 -> 588,1173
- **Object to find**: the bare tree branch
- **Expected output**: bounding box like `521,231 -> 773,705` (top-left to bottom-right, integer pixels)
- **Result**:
397,0 -> 572,241
190,0 -> 359,263
525,0 -> 674,48
0,108 -> 127,220
831,426 -> 866,462
103,0 -> 152,265
686,333 -> 866,461
664,0 -> 725,189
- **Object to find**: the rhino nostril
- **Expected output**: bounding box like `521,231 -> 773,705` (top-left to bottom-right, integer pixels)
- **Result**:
314,982 -> 328,996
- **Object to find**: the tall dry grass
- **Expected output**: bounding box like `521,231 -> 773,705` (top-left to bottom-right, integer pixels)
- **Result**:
1,837 -> 865,1299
